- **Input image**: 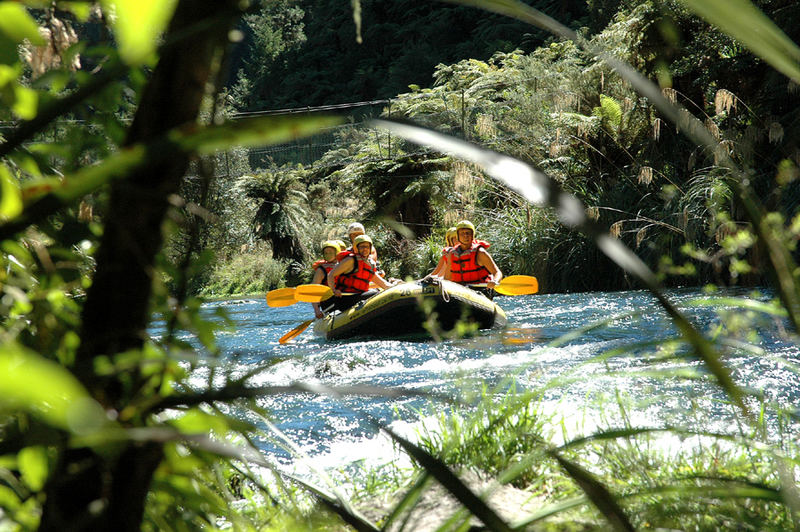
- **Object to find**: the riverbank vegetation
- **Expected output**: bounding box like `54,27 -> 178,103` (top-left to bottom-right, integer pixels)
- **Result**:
195,0 -> 800,295
2,0 -> 800,530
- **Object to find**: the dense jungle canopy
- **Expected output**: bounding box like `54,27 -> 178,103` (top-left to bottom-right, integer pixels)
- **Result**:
2,0 -> 800,529
229,0 -> 596,108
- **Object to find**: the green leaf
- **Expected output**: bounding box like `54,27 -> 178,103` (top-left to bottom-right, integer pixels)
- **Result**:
549,450 -> 635,531
100,0 -> 178,64
169,409 -> 230,436
0,341 -> 110,434
8,152 -> 43,179
18,446 -> 49,491
170,115 -> 344,155
12,84 -> 38,120
594,95 -> 622,128
58,1 -> 94,22
0,485 -> 21,510
0,64 -> 17,86
0,4 -> 44,45
0,164 -> 22,220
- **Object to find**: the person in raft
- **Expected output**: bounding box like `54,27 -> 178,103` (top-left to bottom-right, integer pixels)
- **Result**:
346,221 -> 389,278
443,220 -> 503,295
325,235 -> 396,313
311,240 -> 342,319
345,222 -> 378,263
426,226 -> 458,280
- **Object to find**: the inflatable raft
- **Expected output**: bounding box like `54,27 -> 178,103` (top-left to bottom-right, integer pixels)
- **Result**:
313,279 -> 506,340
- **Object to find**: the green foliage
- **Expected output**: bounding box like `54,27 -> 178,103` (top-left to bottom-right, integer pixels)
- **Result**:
100,0 -> 179,64
416,386 -> 549,489
593,94 -> 623,134
229,0 -> 592,110
238,165 -> 311,264
0,2 -> 354,530
230,0 -> 306,111
199,248 -> 288,297
244,0 -> 798,289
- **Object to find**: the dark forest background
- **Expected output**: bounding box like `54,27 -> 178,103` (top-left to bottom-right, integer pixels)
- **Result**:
229,0 -> 600,109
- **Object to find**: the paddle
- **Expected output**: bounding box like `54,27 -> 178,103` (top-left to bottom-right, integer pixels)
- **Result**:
295,284 -> 334,303
266,284 -> 337,307
266,287 -> 297,307
470,275 -> 539,296
279,319 -> 313,344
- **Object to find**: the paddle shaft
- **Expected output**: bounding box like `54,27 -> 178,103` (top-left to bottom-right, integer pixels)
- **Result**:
279,319 -> 314,344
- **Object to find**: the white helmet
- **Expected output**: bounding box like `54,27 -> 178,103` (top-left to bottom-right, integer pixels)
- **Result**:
347,222 -> 365,234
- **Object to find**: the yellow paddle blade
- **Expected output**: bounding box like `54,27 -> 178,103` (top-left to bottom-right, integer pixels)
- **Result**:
495,275 -> 539,296
294,284 -> 333,303
266,287 -> 296,307
279,319 -> 314,344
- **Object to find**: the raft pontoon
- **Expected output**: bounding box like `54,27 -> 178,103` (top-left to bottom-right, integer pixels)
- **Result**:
314,279 -> 506,340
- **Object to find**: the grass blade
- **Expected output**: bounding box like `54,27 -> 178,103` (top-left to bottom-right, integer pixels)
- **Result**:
382,425 -> 514,532
381,472 -> 432,532
549,450 -> 634,532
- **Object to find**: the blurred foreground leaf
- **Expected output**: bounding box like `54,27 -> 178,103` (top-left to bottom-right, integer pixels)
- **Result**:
0,3 -> 45,45
0,164 -> 22,219
0,342 -> 110,434
100,0 -> 179,64
18,446 -> 49,491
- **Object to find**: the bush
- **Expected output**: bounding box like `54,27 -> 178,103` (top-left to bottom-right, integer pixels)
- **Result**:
199,251 -> 288,297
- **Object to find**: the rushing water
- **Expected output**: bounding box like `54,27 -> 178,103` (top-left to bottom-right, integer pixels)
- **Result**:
156,287 -> 800,477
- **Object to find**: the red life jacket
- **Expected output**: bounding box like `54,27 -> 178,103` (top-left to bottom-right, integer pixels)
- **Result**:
442,241 -> 487,263
334,251 -> 376,293
449,242 -> 491,283
312,260 -> 336,284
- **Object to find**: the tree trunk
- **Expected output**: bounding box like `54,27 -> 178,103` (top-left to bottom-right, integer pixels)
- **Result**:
40,2 -> 241,530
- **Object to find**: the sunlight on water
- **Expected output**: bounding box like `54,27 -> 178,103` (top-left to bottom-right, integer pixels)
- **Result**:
156,287 -> 800,479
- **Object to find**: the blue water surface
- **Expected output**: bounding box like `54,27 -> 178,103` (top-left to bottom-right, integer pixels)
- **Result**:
152,287 -> 800,475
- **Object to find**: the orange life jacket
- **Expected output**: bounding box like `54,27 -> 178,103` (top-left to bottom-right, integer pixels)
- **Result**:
449,241 -> 491,284
333,251 -> 376,293
312,260 -> 337,284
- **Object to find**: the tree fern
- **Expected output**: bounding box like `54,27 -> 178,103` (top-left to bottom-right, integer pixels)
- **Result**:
238,166 -> 309,263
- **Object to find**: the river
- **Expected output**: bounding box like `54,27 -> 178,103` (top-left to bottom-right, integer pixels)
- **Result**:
156,286 -> 799,480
